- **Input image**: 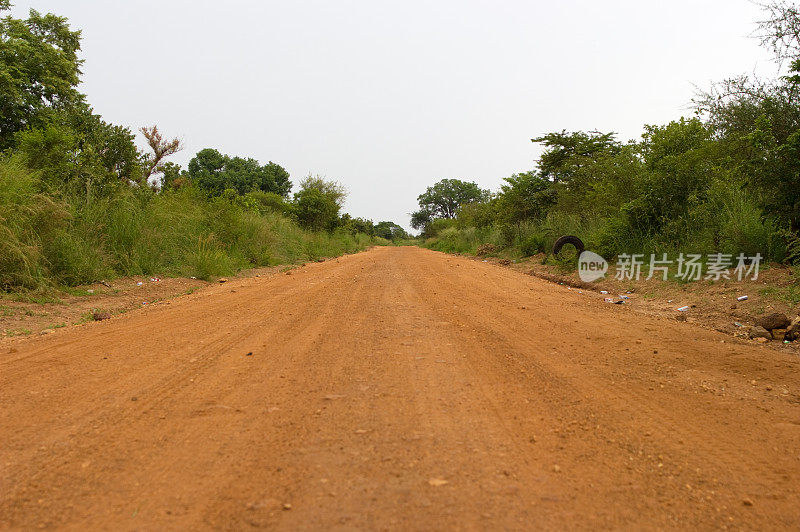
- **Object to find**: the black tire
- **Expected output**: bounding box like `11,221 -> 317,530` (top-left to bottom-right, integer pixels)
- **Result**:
552,235 -> 585,257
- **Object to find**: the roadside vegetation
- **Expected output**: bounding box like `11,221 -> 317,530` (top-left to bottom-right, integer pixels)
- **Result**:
414,2 -> 800,267
0,2 -> 408,292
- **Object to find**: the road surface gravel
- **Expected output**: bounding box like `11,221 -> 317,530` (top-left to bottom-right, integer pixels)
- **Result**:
1,246 -> 799,530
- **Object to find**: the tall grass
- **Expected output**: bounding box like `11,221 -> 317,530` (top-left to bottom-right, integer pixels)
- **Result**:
0,159 -> 380,290
424,191 -> 783,263
424,213 -> 607,258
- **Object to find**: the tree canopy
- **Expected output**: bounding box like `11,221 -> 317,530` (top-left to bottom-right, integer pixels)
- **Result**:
0,2 -> 399,292
293,175 -> 346,231
374,221 -> 409,241
186,148 -> 292,198
532,131 -> 620,186
415,1 -> 800,261
0,3 -> 84,149
411,179 -> 487,231
497,171 -> 556,226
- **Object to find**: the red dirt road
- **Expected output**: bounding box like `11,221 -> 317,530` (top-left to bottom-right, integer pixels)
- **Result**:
1,246 -> 799,530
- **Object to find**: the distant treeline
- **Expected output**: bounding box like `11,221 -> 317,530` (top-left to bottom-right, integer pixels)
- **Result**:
0,2 -> 407,290
413,1 -> 800,264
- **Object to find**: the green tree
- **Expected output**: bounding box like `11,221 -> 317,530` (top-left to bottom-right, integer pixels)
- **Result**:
456,200 -> 497,229
567,144 -> 646,216
0,2 -> 84,149
159,161 -> 184,190
693,1 -> 800,230
341,216 -> 375,236
293,175 -> 346,231
531,130 -> 620,186
496,171 -> 556,226
413,178 -> 487,222
263,161 -> 292,198
616,118 -> 716,234
13,106 -> 142,200
374,221 -> 409,240
186,148 -> 292,198
410,208 -> 433,231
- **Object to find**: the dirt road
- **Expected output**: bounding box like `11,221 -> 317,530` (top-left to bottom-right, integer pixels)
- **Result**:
1,246 -> 799,530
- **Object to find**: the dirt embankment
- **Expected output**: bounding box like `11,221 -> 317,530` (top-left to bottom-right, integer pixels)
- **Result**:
475,251 -> 800,352
0,266 -> 287,338
1,247 -> 799,529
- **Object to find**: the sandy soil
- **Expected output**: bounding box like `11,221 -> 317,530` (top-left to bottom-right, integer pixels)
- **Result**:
0,265 -> 285,338
490,253 -> 800,350
1,246 -> 798,530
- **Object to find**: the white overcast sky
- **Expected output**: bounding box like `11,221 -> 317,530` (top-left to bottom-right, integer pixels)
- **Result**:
11,1 -> 778,230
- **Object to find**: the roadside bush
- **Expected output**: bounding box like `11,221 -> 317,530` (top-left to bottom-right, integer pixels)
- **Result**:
187,234 -> 237,280
0,159 -> 67,289
0,159 -> 380,290
520,233 -> 547,256
426,227 -> 475,254
424,218 -> 458,238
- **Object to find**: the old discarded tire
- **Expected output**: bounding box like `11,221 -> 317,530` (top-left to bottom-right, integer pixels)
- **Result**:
552,235 -> 585,257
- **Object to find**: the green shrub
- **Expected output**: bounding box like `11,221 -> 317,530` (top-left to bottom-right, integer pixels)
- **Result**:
0,159 -> 380,291
0,158 -> 66,289
187,235 -> 236,280
520,233 -> 547,256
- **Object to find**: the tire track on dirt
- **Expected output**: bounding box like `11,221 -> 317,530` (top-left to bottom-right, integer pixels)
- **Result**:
410,248 -> 800,527
1,247 -> 799,530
